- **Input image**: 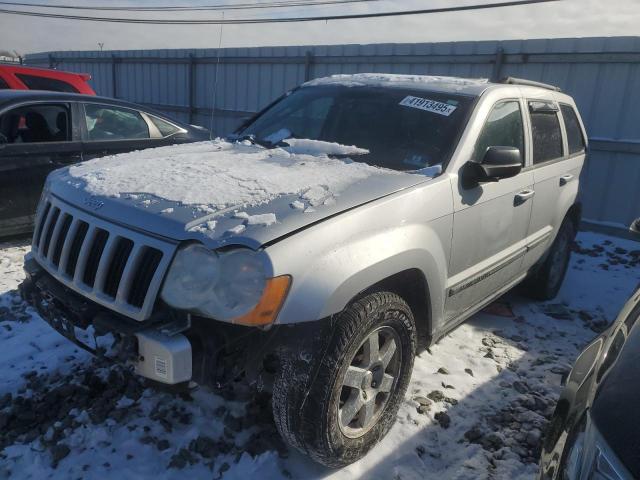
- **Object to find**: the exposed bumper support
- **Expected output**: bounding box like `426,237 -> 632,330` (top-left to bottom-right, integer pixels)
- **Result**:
22,255 -> 193,385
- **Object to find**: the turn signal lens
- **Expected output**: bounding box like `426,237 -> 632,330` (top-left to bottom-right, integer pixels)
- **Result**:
232,275 -> 291,327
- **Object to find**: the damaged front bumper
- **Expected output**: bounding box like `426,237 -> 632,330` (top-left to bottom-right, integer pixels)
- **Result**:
21,254 -> 334,390
21,254 -> 193,385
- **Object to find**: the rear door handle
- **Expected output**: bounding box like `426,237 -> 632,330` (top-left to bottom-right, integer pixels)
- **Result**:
560,174 -> 574,186
514,189 -> 535,206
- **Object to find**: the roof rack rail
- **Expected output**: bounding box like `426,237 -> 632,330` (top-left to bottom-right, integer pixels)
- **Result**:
499,76 -> 562,92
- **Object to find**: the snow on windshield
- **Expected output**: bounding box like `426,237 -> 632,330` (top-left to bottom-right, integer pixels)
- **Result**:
66,139 -> 384,210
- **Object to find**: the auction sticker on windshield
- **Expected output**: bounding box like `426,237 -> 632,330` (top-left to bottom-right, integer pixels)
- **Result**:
399,96 -> 458,116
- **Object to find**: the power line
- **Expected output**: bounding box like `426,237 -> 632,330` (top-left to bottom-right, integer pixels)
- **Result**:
0,0 -> 562,24
0,0 -> 383,12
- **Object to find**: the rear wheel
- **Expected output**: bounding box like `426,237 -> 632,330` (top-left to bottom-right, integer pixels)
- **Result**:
272,292 -> 416,467
522,217 -> 575,300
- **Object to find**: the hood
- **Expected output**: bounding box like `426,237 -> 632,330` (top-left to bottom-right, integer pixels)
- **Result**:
49,140 -> 437,249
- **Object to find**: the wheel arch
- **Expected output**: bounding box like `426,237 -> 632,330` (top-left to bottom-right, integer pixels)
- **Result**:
353,269 -> 432,350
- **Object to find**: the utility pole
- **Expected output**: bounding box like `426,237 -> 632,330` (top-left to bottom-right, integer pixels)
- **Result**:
98,42 -> 104,52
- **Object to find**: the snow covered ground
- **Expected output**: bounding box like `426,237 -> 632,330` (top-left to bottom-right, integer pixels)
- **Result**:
0,232 -> 638,480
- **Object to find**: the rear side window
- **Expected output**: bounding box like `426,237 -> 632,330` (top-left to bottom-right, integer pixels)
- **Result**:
0,103 -> 70,143
84,104 -> 150,141
560,104 -> 586,154
149,115 -> 181,137
16,73 -> 79,93
474,100 -> 525,163
529,101 -> 563,164
0,76 -> 9,89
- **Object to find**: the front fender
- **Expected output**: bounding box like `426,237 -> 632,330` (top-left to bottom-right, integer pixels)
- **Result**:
265,178 -> 453,330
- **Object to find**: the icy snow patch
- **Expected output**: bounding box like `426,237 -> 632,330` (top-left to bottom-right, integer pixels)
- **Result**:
188,219 -> 218,233
227,224 -> 246,235
282,138 -> 368,157
234,211 -> 277,226
301,185 -> 332,206
67,140 -> 381,210
413,164 -> 443,177
246,213 -> 277,226
263,128 -> 292,144
290,200 -> 305,210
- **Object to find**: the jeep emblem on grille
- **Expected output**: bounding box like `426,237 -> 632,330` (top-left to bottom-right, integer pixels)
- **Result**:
83,196 -> 104,211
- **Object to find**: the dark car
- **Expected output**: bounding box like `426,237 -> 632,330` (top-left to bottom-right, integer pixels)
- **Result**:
539,218 -> 640,479
0,90 -> 209,238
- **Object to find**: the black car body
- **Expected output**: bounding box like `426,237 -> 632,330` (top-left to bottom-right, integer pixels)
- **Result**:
0,90 -> 209,238
539,230 -> 640,480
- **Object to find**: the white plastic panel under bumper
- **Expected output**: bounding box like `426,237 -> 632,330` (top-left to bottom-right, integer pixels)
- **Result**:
134,330 -> 192,385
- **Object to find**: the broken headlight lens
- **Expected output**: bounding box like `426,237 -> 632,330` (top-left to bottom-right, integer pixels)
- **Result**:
161,244 -> 267,321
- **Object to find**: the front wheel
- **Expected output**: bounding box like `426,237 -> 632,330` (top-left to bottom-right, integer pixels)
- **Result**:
272,292 -> 416,467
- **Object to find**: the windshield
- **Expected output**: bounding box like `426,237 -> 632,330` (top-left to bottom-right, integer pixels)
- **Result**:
238,85 -> 474,171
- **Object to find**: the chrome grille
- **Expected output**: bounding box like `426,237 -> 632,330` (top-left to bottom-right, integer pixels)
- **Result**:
32,196 -> 176,321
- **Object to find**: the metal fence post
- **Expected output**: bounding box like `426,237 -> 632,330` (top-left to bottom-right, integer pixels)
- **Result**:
188,53 -> 196,124
111,54 -> 119,98
304,50 -> 314,82
491,47 -> 505,82
48,54 -> 54,69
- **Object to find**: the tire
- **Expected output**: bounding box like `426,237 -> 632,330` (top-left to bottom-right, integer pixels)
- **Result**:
522,217 -> 575,301
272,292 -> 416,467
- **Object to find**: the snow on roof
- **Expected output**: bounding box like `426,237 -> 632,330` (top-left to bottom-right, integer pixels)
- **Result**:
303,73 -> 489,93
66,139 -> 384,210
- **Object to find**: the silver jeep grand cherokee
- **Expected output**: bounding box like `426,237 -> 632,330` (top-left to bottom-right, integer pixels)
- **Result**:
21,74 -> 586,467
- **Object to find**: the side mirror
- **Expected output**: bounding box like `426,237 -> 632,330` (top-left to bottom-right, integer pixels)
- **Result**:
631,218 -> 640,237
464,146 -> 522,186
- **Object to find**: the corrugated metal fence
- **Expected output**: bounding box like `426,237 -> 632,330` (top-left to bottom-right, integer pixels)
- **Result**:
25,37 -> 640,231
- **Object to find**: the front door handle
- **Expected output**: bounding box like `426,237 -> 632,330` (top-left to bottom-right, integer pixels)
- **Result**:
514,189 -> 535,206
559,174 -> 574,186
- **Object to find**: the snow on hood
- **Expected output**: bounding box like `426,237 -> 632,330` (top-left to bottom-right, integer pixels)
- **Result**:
303,73 -> 489,89
67,139 -> 379,210
58,139 -> 438,247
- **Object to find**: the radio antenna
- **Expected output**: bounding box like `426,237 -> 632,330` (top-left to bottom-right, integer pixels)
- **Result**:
209,11 -> 224,140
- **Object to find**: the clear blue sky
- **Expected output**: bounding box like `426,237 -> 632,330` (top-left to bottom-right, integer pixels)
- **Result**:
1,0 -> 639,55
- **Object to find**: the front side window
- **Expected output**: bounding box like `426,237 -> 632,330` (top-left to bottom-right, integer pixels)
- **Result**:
84,104 -> 150,141
239,85 -> 474,171
16,73 -> 79,93
529,101 -> 563,164
0,103 -> 70,143
560,104 -> 586,155
474,100 -> 524,163
0,76 -> 9,89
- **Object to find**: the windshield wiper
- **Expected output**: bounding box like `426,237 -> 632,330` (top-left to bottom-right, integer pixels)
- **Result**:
231,133 -> 277,149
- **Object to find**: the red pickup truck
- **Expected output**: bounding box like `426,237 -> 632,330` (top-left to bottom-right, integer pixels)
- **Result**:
0,65 -> 95,95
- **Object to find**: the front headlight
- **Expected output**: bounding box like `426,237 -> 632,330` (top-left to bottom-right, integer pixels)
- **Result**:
563,415 -> 630,480
160,244 -> 290,326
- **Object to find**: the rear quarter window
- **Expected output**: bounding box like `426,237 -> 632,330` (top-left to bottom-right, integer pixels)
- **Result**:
16,73 -> 79,93
0,76 -> 9,89
560,104 -> 586,154
149,115 -> 181,137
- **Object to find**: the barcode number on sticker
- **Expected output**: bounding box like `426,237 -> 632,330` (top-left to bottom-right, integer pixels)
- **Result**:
154,356 -> 168,378
399,96 -> 457,116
